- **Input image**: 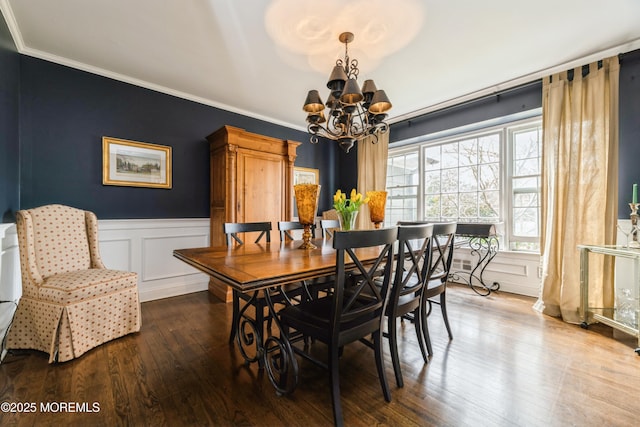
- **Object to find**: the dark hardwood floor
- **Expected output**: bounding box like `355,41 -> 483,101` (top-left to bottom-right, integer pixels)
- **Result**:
1,284 -> 638,427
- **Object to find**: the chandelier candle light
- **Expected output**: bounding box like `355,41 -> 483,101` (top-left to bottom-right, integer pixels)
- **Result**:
303,32 -> 392,153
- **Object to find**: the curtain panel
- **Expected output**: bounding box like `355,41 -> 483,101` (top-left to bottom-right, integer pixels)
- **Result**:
535,56 -> 619,323
357,132 -> 389,230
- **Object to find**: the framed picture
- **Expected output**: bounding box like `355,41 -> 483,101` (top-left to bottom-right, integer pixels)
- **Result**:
102,137 -> 172,189
293,167 -> 319,185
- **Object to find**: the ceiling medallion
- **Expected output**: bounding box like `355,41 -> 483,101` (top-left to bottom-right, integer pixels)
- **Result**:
303,32 -> 392,153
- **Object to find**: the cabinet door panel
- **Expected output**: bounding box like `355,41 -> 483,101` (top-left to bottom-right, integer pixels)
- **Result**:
237,150 -> 285,229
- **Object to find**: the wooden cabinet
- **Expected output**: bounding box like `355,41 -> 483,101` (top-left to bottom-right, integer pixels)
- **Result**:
206,125 -> 300,301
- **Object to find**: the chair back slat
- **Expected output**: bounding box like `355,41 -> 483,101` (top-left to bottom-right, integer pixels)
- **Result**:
320,219 -> 340,238
277,221 -> 315,241
429,222 -> 457,285
390,224 -> 434,306
223,222 -> 272,246
332,227 -> 397,329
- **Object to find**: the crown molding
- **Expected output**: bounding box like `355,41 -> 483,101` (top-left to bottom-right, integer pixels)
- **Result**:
0,1 -> 306,133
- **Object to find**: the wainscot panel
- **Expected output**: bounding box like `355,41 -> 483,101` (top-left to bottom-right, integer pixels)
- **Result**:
452,248 -> 541,297
0,223 -> 19,361
98,218 -> 210,302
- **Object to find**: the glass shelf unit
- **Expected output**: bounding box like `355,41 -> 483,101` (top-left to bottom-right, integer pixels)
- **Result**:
578,244 -> 640,355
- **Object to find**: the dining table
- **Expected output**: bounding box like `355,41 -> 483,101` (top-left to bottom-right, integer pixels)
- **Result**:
173,236 -> 385,394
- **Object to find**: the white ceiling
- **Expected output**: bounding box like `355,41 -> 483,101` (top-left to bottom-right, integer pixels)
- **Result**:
2,0 -> 640,132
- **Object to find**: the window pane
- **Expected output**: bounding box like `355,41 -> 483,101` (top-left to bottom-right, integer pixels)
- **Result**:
478,135 -> 500,163
458,138 -> 477,166
479,190 -> 500,219
441,168 -> 458,192
479,163 -> 500,191
425,146 -> 441,170
424,194 -> 441,219
514,129 -> 540,159
513,207 -> 539,236
459,192 -> 477,218
514,158 -> 539,176
424,170 -> 441,193
441,144 -> 458,168
441,193 -> 458,218
513,176 -> 538,189
459,166 -> 478,191
514,192 -> 538,207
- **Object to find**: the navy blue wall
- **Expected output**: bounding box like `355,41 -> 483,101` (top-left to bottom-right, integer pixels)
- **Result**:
0,14 -> 19,222
18,57 -> 338,218
618,49 -> 640,217
389,82 -> 542,142
5,10 -> 639,222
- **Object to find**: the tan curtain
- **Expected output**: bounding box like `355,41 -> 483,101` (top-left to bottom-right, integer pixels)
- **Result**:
357,131 -> 389,230
535,56 -> 619,324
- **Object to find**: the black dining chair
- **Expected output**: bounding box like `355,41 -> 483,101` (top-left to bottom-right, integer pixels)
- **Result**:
320,219 -> 340,238
279,227 -> 398,427
423,222 -> 457,356
224,221 -> 295,366
224,221 -> 272,246
383,223 -> 434,388
277,220 -> 315,241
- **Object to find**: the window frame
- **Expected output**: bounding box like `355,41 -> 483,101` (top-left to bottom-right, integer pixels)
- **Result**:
387,115 -> 542,253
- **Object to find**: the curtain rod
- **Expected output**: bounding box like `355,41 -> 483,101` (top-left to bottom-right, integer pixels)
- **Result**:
389,38 -> 640,125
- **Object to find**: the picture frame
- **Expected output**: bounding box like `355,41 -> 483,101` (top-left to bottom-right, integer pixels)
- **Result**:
102,137 -> 172,189
293,167 -> 319,185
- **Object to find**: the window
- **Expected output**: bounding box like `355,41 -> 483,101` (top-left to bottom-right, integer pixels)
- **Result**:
386,117 -> 542,252
508,125 -> 542,251
386,151 -> 419,225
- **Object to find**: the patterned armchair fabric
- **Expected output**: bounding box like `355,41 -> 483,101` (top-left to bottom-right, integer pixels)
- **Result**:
7,204 -> 141,363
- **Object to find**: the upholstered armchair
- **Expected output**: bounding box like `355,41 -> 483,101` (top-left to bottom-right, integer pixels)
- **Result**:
6,204 -> 141,363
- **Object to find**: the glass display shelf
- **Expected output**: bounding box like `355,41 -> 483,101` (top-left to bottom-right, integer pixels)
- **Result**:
588,308 -> 638,337
578,244 -> 640,355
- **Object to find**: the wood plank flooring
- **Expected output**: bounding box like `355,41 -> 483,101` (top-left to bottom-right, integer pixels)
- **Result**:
1,284 -> 638,426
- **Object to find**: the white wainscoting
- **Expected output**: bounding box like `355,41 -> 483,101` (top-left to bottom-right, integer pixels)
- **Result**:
2,217 -> 550,312
98,218 -> 210,302
451,247 -> 542,297
0,223 -> 20,359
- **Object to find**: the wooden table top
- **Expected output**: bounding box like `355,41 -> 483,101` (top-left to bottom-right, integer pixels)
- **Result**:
173,238 -> 382,293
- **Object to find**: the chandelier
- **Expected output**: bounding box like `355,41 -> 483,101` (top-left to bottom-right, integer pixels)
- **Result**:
303,32 -> 392,153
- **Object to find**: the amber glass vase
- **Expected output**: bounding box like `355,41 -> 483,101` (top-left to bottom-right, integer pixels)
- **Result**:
294,184 -> 321,249
367,191 -> 387,228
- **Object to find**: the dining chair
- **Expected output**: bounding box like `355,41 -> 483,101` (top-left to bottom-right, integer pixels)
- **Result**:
423,222 -> 457,356
320,219 -> 340,238
224,221 -> 272,245
279,227 -> 398,427
277,220 -> 331,302
383,223 -> 434,387
223,221 -> 277,363
277,220 -> 315,241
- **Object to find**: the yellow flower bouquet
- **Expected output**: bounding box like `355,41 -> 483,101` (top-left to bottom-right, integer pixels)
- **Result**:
333,189 -> 369,231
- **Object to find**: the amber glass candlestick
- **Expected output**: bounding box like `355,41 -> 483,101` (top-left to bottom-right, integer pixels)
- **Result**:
294,184 -> 321,249
367,191 -> 387,229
